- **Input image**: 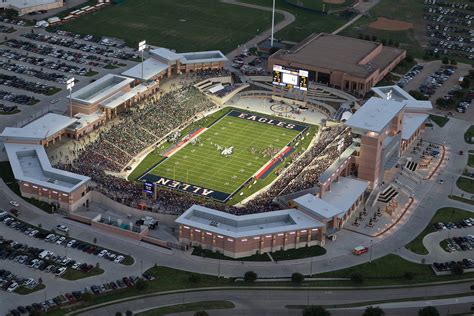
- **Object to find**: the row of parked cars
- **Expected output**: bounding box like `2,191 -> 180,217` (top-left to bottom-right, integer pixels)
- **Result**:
444,235 -> 474,252
0,89 -> 37,105
397,64 -> 424,88
0,24 -> 15,33
432,258 -> 474,273
423,0 -> 474,61
8,275 -> 152,316
0,103 -> 17,113
1,210 -> 127,264
433,217 -> 474,230
0,60 -> 67,84
0,17 -> 27,26
418,65 -> 456,97
6,39 -> 109,69
34,31 -> 138,61
0,72 -> 58,95
0,269 -> 39,295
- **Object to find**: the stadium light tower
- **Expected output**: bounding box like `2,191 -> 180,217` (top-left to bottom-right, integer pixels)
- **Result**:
270,0 -> 275,47
66,77 -> 75,118
138,40 -> 147,81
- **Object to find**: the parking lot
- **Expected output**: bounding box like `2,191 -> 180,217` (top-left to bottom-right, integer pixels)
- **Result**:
424,0 -> 474,61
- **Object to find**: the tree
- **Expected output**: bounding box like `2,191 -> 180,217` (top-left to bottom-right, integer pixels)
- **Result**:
451,262 -> 464,275
188,273 -> 201,283
82,292 -> 94,302
302,305 -> 331,316
93,237 -> 97,244
38,277 -> 43,285
387,39 -> 394,46
135,279 -> 148,291
418,306 -> 440,316
442,56 -> 449,64
362,306 -> 385,316
405,55 -> 414,63
125,311 -> 133,316
371,35 -> 378,42
403,271 -> 414,280
409,90 -> 428,100
291,272 -> 304,283
381,39 -> 387,46
450,59 -> 457,65
115,313 -> 122,316
461,78 -> 470,90
244,271 -> 257,283
350,272 -> 364,284
194,312 -> 209,316
364,35 -> 371,41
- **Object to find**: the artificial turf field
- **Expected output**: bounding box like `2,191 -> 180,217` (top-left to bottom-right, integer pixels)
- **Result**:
141,110 -> 304,200
58,0 -> 282,53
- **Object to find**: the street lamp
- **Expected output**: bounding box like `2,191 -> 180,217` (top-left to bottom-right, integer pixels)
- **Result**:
138,40 -> 147,81
270,0 -> 275,47
66,77 -> 75,118
369,239 -> 373,263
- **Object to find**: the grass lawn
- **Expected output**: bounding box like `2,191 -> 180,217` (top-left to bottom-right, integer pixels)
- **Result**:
85,70 -> 99,77
429,115 -> 449,127
316,254 -> 474,285
0,161 -> 21,195
457,177 -> 474,194
449,195 -> 474,206
469,154 -> 474,168
58,0 -> 283,53
271,245 -> 326,261
192,247 -> 271,261
0,109 -> 20,115
15,283 -> 45,295
284,0 -> 352,12
136,301 -> 234,316
405,207 -> 474,255
340,0 -> 426,58
241,0 -> 349,43
61,267 -> 104,281
465,125 -> 474,144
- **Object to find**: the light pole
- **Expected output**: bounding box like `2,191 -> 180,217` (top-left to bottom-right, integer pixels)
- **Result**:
270,0 -> 275,47
451,175 -> 455,196
369,239 -> 373,263
138,40 -> 146,81
310,258 -> 313,277
140,259 -> 143,276
66,77 -> 75,118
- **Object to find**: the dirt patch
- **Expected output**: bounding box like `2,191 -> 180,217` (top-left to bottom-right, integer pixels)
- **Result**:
369,17 -> 413,31
323,0 -> 346,3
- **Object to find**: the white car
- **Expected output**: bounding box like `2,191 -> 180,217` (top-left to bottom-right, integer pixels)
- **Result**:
66,240 -> 76,248
56,237 -> 66,245
114,255 -> 124,264
7,282 -> 18,292
9,200 -> 19,207
98,250 -> 108,257
56,224 -> 69,233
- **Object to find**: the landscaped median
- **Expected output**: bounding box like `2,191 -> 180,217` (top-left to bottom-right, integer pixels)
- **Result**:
428,114 -> 449,127
456,176 -> 474,194
41,254 -> 474,315
135,301 -> 234,316
405,207 -> 474,255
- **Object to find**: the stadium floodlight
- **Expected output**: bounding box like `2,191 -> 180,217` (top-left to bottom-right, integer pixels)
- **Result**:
270,0 -> 275,47
66,77 -> 75,118
138,40 -> 147,81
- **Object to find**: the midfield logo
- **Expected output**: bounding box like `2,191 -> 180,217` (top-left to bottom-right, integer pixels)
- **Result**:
228,110 -> 307,132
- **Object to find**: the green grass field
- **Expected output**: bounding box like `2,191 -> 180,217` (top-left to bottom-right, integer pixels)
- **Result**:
340,0 -> 426,58
58,0 -> 282,53
285,0 -> 351,12
144,111 -> 302,196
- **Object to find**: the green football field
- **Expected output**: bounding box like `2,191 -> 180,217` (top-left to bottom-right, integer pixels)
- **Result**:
145,113 -> 301,195
58,0 -> 282,53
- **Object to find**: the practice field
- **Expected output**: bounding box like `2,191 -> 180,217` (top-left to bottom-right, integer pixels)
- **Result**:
58,0 -> 282,53
140,110 -> 306,202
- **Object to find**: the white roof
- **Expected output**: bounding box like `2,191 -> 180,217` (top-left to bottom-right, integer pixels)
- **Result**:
175,204 -> 323,238
402,113 -> 428,140
344,97 -> 405,133
150,48 -> 181,63
321,177 -> 368,218
121,58 -> 169,81
71,74 -> 133,105
67,111 -> 105,130
0,113 -> 77,142
178,50 -> 227,64
8,0 -> 59,9
293,194 -> 343,220
371,85 -> 432,112
4,143 -> 89,193
99,82 -> 152,109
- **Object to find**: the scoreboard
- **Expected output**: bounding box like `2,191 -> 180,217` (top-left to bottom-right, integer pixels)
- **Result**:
143,182 -> 154,194
272,65 -> 308,91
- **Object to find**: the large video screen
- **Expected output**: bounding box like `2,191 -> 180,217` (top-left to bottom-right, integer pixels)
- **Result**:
272,65 -> 308,91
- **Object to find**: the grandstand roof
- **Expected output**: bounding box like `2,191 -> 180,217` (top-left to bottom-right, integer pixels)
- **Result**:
121,58 -> 169,81
175,204 -> 323,238
293,194 -> 343,220
4,143 -> 90,193
344,97 -> 405,133
0,113 -> 77,142
402,113 -> 428,140
71,74 -> 133,105
150,47 -> 181,63
322,177 -> 368,218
